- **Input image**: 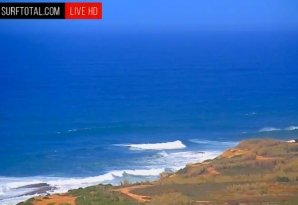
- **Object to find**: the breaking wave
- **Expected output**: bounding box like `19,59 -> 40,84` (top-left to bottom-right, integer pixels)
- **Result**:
285,126 -> 298,131
1,151 -> 219,205
0,147 -> 220,205
258,127 -> 280,132
188,139 -> 238,146
155,151 -> 169,158
258,126 -> 298,132
139,150 -> 221,175
0,168 -> 165,205
116,140 -> 186,150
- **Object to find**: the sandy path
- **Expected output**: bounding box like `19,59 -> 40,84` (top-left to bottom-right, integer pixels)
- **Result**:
207,167 -> 220,175
32,194 -> 76,205
256,155 -> 283,160
114,185 -> 153,202
219,148 -> 248,159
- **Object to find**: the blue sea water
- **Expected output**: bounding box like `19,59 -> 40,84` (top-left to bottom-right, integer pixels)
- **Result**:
0,30 -> 298,204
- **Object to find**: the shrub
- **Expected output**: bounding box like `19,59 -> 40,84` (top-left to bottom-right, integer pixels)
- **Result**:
16,202 -> 33,205
203,159 -> 213,163
69,184 -> 135,205
120,179 -> 132,186
146,192 -> 192,205
226,182 -> 269,195
275,176 -> 290,182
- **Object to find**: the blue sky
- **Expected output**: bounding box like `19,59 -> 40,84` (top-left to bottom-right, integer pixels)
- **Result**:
0,0 -> 298,34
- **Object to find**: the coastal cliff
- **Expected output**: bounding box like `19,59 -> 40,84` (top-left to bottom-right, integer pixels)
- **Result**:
18,139 -> 298,205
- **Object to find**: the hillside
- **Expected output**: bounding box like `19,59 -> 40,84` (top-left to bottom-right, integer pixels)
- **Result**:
18,139 -> 298,205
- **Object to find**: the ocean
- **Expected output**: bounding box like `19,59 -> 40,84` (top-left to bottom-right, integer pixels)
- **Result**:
0,30 -> 298,204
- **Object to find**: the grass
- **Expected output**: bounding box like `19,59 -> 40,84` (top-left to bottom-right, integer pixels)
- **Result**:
16,198 -> 35,205
146,192 -> 192,205
226,182 -> 269,195
43,196 -> 51,199
148,139 -> 298,204
68,184 -> 140,205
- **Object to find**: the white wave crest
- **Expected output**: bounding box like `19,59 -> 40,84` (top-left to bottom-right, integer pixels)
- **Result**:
189,139 -> 238,146
259,127 -> 280,132
142,150 -> 221,172
155,151 -> 169,157
245,112 -> 257,116
285,126 -> 298,131
117,140 -> 186,150
66,127 -> 93,133
0,167 -> 169,205
0,148 -> 222,205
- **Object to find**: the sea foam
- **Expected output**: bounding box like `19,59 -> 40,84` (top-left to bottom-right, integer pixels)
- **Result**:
143,150 -> 221,173
0,148 -> 220,205
0,168 -> 164,205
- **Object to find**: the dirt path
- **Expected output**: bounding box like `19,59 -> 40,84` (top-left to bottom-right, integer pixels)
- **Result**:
219,148 -> 248,159
187,161 -> 211,168
114,185 -> 153,202
32,194 -> 76,205
207,167 -> 220,175
256,155 -> 283,161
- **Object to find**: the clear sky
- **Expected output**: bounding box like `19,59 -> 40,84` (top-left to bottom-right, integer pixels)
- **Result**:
0,0 -> 298,35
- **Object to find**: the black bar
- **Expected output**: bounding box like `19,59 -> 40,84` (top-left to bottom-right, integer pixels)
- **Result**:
0,3 -> 65,19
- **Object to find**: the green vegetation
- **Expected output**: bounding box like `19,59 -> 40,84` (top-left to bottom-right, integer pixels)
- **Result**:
139,139 -> 298,204
275,176 -> 290,182
43,196 -> 51,199
16,202 -> 33,205
68,184 -> 140,205
16,197 -> 35,205
147,192 -> 192,205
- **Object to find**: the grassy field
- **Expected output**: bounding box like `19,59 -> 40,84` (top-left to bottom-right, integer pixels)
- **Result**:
18,139 -> 298,205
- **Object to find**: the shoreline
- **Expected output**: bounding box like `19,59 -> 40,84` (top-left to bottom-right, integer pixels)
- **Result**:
9,139 -> 298,205
1,149 -> 222,204
1,151 -> 219,205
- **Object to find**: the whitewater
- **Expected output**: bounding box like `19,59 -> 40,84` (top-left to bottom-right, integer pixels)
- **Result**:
116,140 -> 186,150
1,31 -> 298,205
0,140 -> 224,205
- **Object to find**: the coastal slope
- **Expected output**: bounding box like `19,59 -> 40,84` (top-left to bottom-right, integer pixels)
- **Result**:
18,139 -> 298,205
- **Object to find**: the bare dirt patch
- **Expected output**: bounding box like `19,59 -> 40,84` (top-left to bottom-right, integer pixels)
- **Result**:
114,185 -> 153,202
32,194 -> 76,205
207,167 -> 220,175
256,155 -> 283,161
218,148 -> 248,159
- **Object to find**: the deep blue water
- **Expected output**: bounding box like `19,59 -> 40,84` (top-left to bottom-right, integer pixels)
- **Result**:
0,31 -> 298,204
